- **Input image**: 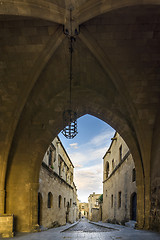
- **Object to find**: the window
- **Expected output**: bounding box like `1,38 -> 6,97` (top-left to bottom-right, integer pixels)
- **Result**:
48,192 -> 53,208
82,206 -> 84,209
112,159 -> 114,171
118,192 -> 121,208
53,149 -> 56,162
48,149 -> 52,166
70,199 -> 72,207
106,190 -> 107,197
96,199 -> 99,206
111,195 -> 113,208
119,145 -> 122,162
66,167 -> 69,182
59,161 -> 62,176
70,173 -> 73,183
58,195 -> 62,208
106,162 -> 109,179
132,168 -> 136,182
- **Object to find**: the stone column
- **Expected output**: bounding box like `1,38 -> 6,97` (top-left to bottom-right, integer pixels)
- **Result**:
6,182 -> 40,232
30,183 -> 40,232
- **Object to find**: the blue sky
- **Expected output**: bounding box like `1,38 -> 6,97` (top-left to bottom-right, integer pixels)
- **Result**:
58,114 -> 115,203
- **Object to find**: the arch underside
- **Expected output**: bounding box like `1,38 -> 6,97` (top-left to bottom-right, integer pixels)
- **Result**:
0,0 -> 160,231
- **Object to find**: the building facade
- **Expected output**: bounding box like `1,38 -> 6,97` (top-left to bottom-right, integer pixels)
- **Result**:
88,192 -> 102,221
103,132 -> 137,224
38,137 -> 78,228
79,203 -> 89,218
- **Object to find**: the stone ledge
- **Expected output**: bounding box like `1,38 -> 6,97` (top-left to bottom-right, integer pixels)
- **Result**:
60,220 -> 80,232
1,232 -> 14,238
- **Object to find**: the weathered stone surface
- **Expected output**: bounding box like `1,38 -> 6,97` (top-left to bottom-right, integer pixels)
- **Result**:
0,214 -> 14,238
88,192 -> 102,221
103,133 -> 137,225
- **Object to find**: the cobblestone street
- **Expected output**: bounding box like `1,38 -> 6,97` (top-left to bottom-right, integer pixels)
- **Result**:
3,218 -> 160,240
64,218 -> 114,232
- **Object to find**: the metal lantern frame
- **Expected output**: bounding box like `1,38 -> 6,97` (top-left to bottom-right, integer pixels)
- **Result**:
61,9 -> 78,139
62,110 -> 78,139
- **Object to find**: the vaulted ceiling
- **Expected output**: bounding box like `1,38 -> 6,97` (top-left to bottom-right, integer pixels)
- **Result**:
0,2 -> 160,229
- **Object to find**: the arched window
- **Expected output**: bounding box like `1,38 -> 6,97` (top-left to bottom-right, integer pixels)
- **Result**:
106,162 -> 109,178
58,195 -> 62,208
48,192 -> 53,208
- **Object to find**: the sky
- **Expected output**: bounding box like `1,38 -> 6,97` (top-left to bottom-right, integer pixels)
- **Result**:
58,114 -> 115,203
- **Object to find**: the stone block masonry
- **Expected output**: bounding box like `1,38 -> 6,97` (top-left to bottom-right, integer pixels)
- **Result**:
0,214 -> 14,238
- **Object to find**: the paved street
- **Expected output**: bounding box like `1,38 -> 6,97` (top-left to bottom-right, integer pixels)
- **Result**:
65,218 -> 114,232
2,218 -> 160,240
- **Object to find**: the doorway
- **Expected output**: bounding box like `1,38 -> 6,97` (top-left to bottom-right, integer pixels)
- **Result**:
131,192 -> 137,221
38,193 -> 43,226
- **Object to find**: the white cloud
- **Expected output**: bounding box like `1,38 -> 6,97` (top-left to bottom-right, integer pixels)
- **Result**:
70,152 -> 87,166
70,145 -> 107,168
74,164 -> 103,202
69,143 -> 78,149
75,164 -> 83,168
88,129 -> 115,147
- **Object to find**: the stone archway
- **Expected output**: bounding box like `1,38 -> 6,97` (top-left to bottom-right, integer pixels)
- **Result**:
0,0 -> 160,234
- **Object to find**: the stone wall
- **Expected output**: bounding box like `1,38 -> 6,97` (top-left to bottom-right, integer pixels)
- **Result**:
103,132 -> 137,224
38,137 -> 78,228
150,116 -> 160,231
150,178 -> 160,231
88,192 -> 101,221
89,205 -> 102,222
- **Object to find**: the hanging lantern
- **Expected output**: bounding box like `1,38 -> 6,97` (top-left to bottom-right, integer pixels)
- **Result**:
61,9 -> 78,139
62,109 -> 78,139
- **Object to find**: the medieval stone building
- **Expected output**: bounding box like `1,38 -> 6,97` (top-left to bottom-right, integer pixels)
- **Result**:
88,192 -> 102,222
103,132 -> 137,224
38,137 -> 78,228
79,203 -> 89,218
